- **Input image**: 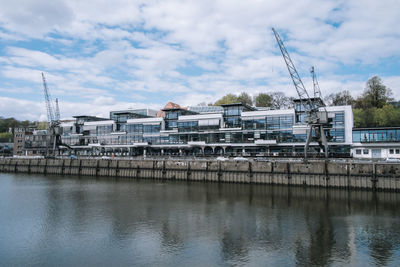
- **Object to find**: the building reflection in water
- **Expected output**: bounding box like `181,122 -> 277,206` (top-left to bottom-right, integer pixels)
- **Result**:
2,173 -> 400,266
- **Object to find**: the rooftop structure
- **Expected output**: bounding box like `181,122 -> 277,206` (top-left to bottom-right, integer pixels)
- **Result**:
187,106 -> 224,114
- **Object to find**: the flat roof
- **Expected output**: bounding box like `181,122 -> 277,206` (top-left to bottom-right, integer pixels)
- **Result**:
73,115 -> 108,120
161,108 -> 198,114
220,103 -> 257,111
353,127 -> 400,130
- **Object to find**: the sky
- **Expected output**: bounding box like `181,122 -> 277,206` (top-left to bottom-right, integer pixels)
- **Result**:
0,0 -> 399,121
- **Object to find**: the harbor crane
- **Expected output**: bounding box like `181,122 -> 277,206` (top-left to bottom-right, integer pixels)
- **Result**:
310,66 -> 322,100
272,28 -> 330,158
41,73 -> 64,155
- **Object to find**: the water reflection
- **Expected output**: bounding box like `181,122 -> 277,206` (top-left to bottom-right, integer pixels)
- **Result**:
1,173 -> 400,266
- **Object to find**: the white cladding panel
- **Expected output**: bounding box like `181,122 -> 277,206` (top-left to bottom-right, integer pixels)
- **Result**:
84,120 -> 114,126
198,119 -> 220,126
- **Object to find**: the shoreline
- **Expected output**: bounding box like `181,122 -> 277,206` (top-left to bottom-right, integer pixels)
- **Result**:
1,158 -> 399,191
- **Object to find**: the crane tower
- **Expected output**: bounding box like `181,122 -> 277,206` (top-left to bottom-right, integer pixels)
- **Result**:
272,28 -> 330,158
41,73 -> 62,155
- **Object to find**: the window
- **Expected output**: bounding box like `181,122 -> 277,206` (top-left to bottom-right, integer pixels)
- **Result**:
363,149 -> 369,155
331,112 -> 345,126
224,106 -> 241,116
224,117 -> 241,128
143,124 -> 160,133
390,149 -> 394,154
356,149 -> 361,155
396,149 -> 400,154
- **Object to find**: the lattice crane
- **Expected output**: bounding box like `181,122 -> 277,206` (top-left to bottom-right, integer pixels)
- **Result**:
272,28 -> 330,158
41,73 -> 62,155
55,98 -> 60,122
310,66 -> 323,100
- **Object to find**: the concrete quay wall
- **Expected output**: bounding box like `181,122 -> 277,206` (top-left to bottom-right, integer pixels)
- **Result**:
0,158 -> 399,191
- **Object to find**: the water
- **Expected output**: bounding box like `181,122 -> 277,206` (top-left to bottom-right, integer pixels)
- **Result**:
0,173 -> 400,266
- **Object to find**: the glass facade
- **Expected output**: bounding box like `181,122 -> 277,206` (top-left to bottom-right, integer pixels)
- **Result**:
97,125 -> 113,135
266,115 -> 293,130
353,128 -> 400,143
326,112 -> 345,143
59,103 -> 355,156
243,118 -> 266,130
222,104 -> 254,128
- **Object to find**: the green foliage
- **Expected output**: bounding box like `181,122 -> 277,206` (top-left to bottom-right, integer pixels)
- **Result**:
237,92 -> 253,106
214,93 -> 239,105
214,92 -> 253,106
0,132 -> 13,139
255,93 -> 273,107
352,109 -> 363,128
354,76 -> 393,109
37,122 -> 48,130
0,117 -> 31,132
353,105 -> 400,128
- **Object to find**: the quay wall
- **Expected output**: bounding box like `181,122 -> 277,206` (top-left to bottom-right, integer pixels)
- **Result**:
0,158 -> 399,191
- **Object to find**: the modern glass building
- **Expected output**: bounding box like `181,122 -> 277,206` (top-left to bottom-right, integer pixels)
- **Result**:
59,102 -> 354,157
351,127 -> 400,159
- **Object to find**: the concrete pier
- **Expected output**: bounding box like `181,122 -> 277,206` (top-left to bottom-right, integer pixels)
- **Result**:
1,158 -> 399,191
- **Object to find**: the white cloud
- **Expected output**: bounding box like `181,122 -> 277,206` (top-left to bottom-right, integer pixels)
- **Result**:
0,0 -> 399,121
0,0 -> 74,38
0,96 -> 160,121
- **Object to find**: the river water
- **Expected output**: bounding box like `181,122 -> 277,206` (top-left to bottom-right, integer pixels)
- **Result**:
0,173 -> 400,266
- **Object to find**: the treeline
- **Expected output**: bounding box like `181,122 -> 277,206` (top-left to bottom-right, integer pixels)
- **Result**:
324,76 -> 399,127
0,117 -> 46,140
199,92 -> 295,109
0,117 -> 32,133
205,76 -> 399,128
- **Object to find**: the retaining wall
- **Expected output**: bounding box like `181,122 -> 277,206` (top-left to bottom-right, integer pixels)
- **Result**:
1,158 -> 399,191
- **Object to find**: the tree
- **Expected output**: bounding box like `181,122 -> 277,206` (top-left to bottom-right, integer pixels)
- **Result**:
355,76 -> 393,109
374,105 -> 400,127
0,132 -> 13,139
325,90 -> 355,106
37,122 -> 48,130
237,92 -> 253,106
214,94 -> 239,105
254,93 -> 273,107
270,92 -> 293,109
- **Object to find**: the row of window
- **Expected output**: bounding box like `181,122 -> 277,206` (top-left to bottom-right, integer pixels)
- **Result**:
355,148 -> 400,155
124,124 -> 161,134
355,149 -> 370,155
353,129 -> 400,142
61,129 -> 345,146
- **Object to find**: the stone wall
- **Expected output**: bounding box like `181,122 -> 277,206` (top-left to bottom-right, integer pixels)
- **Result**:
1,158 -> 399,191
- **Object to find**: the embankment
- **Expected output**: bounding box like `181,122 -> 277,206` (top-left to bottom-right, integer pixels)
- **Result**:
1,158 -> 399,191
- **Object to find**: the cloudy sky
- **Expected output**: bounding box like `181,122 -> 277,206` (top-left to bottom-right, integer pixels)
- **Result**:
0,0 -> 399,121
